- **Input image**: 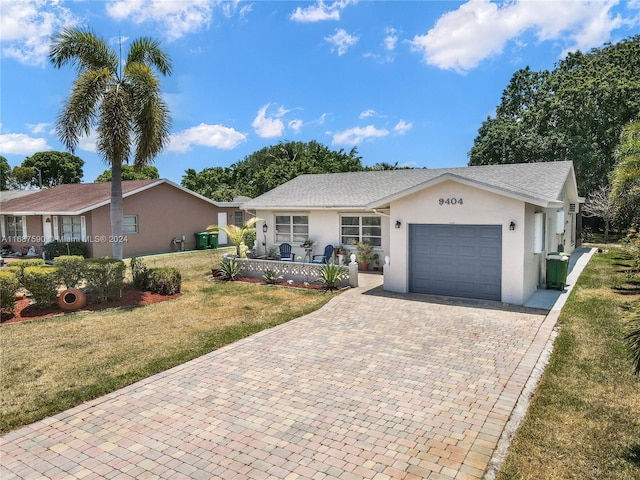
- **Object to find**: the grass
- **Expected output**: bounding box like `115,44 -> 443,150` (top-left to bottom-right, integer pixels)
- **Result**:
0,249 -> 337,433
497,246 -> 640,480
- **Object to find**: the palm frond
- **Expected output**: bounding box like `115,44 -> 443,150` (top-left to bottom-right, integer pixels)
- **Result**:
97,84 -> 132,165
126,37 -> 173,76
49,27 -> 118,75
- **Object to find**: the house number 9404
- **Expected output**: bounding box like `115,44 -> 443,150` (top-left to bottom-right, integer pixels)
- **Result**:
439,198 -> 463,205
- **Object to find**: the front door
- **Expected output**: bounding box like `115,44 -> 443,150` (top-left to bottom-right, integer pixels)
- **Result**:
42,216 -> 53,243
217,212 -> 228,245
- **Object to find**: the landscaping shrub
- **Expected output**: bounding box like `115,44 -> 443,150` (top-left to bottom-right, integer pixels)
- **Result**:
218,257 -> 243,281
85,258 -> 126,302
262,268 -> 283,285
22,266 -> 61,308
130,257 -> 150,290
315,262 -> 346,291
43,240 -> 88,260
5,259 -> 45,287
148,267 -> 181,295
54,255 -> 86,288
0,270 -> 20,314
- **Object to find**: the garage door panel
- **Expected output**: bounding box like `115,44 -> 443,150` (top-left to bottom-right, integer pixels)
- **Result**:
409,224 -> 502,301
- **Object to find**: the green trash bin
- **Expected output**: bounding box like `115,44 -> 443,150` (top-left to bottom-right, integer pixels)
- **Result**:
546,252 -> 570,290
194,232 -> 209,250
208,233 -> 218,249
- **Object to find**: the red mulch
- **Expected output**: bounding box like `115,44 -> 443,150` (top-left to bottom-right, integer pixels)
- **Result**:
1,286 -> 181,325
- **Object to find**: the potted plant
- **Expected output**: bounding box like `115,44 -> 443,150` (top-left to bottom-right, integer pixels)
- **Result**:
355,241 -> 374,271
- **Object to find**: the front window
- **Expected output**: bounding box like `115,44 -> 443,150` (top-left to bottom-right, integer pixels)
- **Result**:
61,216 -> 82,241
275,215 -> 309,243
341,215 -> 382,247
234,211 -> 244,228
123,215 -> 138,234
6,216 -> 24,237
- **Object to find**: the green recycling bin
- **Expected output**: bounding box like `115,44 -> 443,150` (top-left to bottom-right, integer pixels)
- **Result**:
546,252 -> 570,290
208,233 -> 218,249
194,232 -> 209,250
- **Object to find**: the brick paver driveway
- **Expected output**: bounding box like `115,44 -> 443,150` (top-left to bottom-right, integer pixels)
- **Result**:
1,276 -> 553,479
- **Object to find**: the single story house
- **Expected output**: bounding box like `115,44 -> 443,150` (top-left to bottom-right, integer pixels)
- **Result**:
0,179 -> 249,258
243,161 -> 583,305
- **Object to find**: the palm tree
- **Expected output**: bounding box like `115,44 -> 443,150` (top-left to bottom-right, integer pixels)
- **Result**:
207,217 -> 261,257
49,28 -> 172,259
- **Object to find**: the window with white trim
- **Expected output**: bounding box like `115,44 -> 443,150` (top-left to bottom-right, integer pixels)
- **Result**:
341,215 -> 382,247
123,215 -> 138,234
61,216 -> 82,241
275,215 -> 309,243
6,216 -> 25,237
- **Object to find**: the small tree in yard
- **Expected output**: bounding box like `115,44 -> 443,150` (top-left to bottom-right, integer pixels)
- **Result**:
207,217 -> 260,257
582,184 -> 615,242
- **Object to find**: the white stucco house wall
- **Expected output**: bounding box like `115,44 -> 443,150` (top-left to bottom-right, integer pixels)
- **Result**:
242,161 -> 582,306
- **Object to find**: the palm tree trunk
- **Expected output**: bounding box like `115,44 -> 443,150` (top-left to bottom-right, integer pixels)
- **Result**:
110,161 -> 124,259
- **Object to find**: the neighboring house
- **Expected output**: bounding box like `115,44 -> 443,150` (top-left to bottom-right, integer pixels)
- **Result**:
243,161 -> 583,305
0,179 -> 250,258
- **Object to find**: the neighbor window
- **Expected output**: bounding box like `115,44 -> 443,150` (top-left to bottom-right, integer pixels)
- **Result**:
6,216 -> 25,237
123,215 -> 138,234
233,211 -> 244,228
61,216 -> 82,241
275,215 -> 309,243
341,215 -> 382,247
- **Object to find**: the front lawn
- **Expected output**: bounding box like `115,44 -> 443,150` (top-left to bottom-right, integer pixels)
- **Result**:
497,246 -> 640,479
0,249 -> 337,433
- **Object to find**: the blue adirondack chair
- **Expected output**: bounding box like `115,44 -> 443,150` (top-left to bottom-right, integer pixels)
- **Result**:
312,244 -> 334,264
279,243 -> 294,261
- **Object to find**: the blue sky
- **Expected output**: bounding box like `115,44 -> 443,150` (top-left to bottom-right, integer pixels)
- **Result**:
1,0 -> 639,185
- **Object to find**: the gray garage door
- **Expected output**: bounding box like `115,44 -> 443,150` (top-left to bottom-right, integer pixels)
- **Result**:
409,224 -> 502,301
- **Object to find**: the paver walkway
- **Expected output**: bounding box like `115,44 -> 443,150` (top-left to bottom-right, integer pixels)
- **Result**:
1,275 -> 554,479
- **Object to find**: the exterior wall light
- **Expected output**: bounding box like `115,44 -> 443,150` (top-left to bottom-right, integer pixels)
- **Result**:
509,221 -> 516,231
262,223 -> 268,233
395,220 -> 402,229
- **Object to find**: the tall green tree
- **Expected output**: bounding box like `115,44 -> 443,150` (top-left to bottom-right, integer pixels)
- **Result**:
469,36 -> 640,196
95,164 -> 159,182
183,140 -> 364,199
610,121 -> 640,227
22,151 -> 84,187
0,156 -> 10,190
50,27 -> 172,258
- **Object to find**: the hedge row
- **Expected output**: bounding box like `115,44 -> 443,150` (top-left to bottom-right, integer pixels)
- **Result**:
130,257 -> 181,296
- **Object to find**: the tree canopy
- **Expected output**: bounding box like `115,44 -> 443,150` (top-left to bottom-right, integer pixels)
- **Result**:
95,165 -> 160,182
50,27 -> 172,259
182,140 -> 365,200
0,156 -> 9,190
21,151 -> 84,187
468,35 -> 640,196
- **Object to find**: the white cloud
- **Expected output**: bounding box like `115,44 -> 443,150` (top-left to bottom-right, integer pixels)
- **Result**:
169,123 -> 247,152
288,119 -> 303,133
384,26 -> 398,51
27,123 -> 52,135
325,28 -> 359,56
410,0 -> 625,73
332,125 -> 389,146
252,104 -> 287,138
359,109 -> 377,119
393,120 -> 413,135
0,0 -> 77,66
106,0 -> 214,41
290,0 -> 356,23
0,133 -> 51,155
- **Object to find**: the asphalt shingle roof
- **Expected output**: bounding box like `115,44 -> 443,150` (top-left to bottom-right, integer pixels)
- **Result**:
0,180 -> 160,214
242,161 -> 575,210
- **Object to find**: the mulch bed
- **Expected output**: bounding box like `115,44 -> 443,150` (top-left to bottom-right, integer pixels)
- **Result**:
1,286 -> 181,325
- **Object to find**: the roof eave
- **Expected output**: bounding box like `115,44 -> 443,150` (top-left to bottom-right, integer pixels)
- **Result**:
367,173 -> 558,210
